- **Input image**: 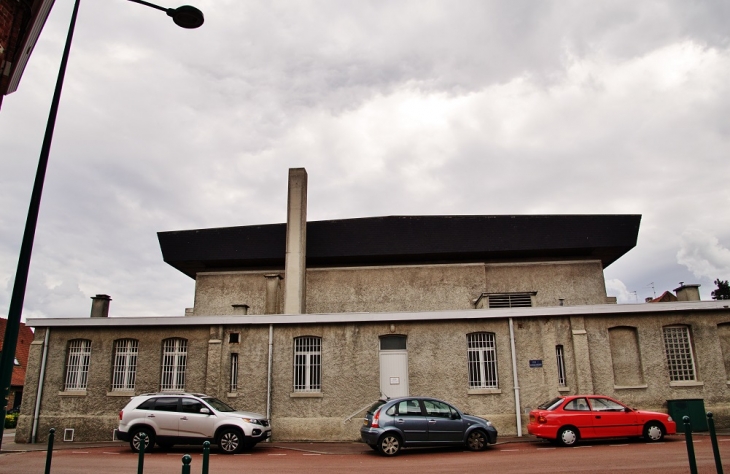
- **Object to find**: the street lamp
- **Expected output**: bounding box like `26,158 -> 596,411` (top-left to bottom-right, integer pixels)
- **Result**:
0,0 -> 203,449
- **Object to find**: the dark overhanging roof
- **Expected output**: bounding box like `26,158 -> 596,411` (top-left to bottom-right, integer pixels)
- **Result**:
157,214 -> 642,279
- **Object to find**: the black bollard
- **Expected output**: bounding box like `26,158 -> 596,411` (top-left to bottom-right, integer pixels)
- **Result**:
181,454 -> 192,474
707,412 -> 724,474
44,428 -> 55,474
202,441 -> 210,474
137,432 -> 146,474
683,416 -> 698,474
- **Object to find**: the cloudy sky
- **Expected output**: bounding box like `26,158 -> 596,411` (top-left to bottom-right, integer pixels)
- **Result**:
1,0 -> 729,320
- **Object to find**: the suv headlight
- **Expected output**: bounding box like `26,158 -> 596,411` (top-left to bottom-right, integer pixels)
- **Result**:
241,418 -> 262,425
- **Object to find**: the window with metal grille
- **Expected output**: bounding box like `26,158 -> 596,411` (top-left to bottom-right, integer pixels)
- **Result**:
556,345 -> 567,387
111,339 -> 138,391
663,326 -> 697,381
467,333 -> 498,389
230,353 -> 239,392
487,293 -> 533,308
64,339 -> 91,391
161,338 -> 187,391
293,336 -> 321,392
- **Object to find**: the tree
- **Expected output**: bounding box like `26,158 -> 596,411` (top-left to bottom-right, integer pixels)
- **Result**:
711,278 -> 730,300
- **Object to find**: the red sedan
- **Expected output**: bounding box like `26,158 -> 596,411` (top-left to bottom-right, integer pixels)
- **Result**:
527,395 -> 676,446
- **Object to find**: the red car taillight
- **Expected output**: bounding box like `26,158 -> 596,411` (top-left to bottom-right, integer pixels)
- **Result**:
371,408 -> 381,428
538,415 -> 547,424
119,410 -> 123,421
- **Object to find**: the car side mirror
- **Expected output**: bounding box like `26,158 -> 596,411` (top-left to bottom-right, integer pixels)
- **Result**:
624,407 -> 632,412
200,408 -> 210,415
451,412 -> 460,420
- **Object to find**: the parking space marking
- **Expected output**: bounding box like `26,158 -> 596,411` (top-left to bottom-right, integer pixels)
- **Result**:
303,453 -> 321,456
609,444 -> 628,447
71,451 -> 90,454
268,453 -> 287,456
537,447 -> 556,450
500,449 -> 519,452
572,446 -> 592,448
102,452 -> 120,454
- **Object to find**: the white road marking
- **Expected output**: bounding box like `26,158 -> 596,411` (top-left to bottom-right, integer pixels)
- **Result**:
303,453 -> 321,456
71,451 -> 89,454
572,446 -> 592,448
609,444 -> 628,447
268,453 -> 287,456
500,449 -> 519,452
537,447 -> 556,450
102,452 -> 120,454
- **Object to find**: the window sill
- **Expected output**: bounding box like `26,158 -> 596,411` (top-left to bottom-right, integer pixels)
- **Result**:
557,387 -> 571,393
107,391 -> 135,397
290,392 -> 323,398
467,388 -> 501,395
226,393 -> 238,398
614,384 -> 648,390
669,381 -> 704,388
59,391 -> 87,397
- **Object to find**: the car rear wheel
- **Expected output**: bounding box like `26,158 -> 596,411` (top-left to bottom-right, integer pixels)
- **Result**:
217,428 -> 244,454
378,434 -> 402,456
466,430 -> 488,451
644,422 -> 664,442
130,427 -> 155,453
557,427 -> 579,447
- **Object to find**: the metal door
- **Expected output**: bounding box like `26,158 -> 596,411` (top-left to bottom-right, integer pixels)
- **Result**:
379,350 -> 409,399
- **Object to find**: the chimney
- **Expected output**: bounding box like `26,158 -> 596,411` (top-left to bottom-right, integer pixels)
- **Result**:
90,294 -> 111,318
283,168 -> 308,314
674,283 -> 701,302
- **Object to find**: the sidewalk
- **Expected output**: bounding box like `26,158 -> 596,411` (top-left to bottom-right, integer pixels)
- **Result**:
2,429 -> 725,455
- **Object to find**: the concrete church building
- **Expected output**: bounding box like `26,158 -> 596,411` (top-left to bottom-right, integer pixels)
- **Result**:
15,168 -> 730,444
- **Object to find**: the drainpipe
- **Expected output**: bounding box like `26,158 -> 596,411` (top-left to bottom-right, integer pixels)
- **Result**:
509,318 -> 522,437
266,324 -> 273,427
31,327 -> 50,443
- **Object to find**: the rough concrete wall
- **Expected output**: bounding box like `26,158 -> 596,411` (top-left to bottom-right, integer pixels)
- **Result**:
306,264 -> 485,314
484,261 -> 607,306
717,323 -> 730,380
193,272 -> 269,316
609,327 -> 645,386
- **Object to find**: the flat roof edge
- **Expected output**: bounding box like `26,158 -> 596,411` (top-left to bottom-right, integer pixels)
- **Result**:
26,301 -> 730,328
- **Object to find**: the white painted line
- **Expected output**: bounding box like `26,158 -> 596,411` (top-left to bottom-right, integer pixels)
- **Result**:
537,448 -> 556,450
500,449 -> 519,452
268,453 -> 287,456
573,446 -> 592,448
234,453 -> 252,456
720,439 -> 730,442
71,451 -> 89,454
609,444 -> 628,447
102,452 -> 120,454
303,453 -> 321,456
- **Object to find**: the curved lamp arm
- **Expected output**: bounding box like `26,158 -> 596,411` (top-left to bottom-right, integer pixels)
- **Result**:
128,0 -> 205,28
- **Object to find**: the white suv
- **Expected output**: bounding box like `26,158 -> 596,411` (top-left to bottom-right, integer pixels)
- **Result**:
117,393 -> 271,454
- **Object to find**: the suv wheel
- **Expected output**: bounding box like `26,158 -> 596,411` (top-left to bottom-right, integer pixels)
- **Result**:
217,428 -> 244,454
130,427 -> 155,453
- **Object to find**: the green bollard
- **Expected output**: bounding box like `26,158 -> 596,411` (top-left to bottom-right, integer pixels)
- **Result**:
707,412 -> 724,474
44,428 -> 55,474
137,432 -> 146,474
182,454 -> 192,474
202,441 -> 210,474
683,416 -> 698,474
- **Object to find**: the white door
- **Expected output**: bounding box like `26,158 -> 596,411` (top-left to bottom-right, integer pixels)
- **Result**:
379,350 -> 409,399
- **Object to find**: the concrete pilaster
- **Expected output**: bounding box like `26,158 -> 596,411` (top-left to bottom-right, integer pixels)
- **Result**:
283,168 -> 308,315
205,325 -> 222,396
569,316 -> 594,394
265,274 -> 282,314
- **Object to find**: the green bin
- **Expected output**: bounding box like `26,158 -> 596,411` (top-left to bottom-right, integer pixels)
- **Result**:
666,399 -> 708,432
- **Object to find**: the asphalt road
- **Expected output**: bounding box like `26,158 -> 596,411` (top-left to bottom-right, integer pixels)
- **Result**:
1,435 -> 728,474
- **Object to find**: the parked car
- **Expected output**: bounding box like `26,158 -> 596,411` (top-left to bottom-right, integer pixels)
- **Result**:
360,397 -> 498,456
527,395 -> 676,446
117,393 -> 271,454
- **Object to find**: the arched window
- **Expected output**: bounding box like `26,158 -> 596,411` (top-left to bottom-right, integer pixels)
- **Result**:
161,338 -> 187,391
293,336 -> 321,392
64,339 -> 92,391
467,332 -> 498,389
111,339 -> 138,391
663,325 -> 696,381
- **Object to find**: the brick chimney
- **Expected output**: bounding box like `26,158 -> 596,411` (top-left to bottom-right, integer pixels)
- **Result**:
90,294 -> 111,317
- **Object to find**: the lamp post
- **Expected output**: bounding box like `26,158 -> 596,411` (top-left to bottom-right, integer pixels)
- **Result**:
0,0 -> 203,449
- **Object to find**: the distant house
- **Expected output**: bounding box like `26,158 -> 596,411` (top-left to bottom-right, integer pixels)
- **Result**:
0,318 -> 34,412
0,0 -> 55,109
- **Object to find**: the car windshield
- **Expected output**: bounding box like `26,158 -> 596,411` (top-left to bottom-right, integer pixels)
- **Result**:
537,397 -> 565,410
202,397 -> 236,412
367,400 -> 386,415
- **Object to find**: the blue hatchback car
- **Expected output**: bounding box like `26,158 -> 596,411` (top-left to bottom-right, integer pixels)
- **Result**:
360,397 -> 498,456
